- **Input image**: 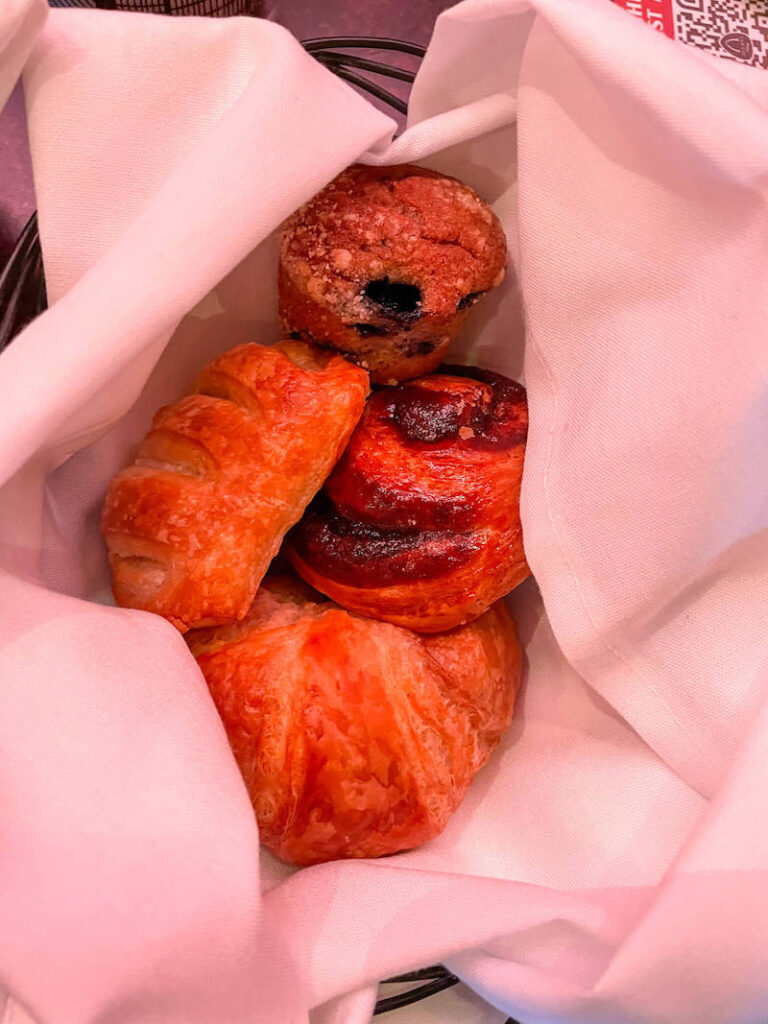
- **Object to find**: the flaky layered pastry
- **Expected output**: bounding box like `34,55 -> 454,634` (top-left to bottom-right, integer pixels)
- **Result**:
102,341 -> 369,631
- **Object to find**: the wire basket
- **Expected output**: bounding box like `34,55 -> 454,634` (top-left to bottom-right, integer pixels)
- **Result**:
0,16 -> 519,1022
49,0 -> 261,13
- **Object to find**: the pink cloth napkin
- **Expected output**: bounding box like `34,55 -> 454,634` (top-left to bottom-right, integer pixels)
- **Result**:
1,1 -> 767,1022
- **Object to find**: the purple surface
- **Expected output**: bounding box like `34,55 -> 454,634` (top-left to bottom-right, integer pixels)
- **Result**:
0,84 -> 35,267
0,1 -> 452,269
269,0 -> 450,46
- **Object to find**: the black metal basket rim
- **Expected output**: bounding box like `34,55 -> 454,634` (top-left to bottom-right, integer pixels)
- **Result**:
303,36 -> 426,57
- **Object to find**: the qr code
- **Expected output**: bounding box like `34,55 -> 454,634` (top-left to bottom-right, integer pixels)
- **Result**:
674,0 -> 768,68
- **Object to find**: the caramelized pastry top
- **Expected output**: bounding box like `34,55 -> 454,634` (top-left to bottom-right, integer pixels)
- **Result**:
289,366 -> 528,609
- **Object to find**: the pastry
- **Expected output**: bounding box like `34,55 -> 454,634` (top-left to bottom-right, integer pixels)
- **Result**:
288,365 -> 529,632
102,341 -> 369,632
278,164 -> 506,384
188,575 -> 521,865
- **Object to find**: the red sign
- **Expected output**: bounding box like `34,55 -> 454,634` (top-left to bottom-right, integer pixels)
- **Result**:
613,0 -> 675,39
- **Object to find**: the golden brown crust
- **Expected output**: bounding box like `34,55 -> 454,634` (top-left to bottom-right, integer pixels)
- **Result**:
287,366 -> 530,632
279,164 -> 506,383
102,341 -> 369,632
188,576 -> 522,865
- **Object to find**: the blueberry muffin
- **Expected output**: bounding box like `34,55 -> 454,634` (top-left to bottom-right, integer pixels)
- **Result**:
278,164 -> 506,383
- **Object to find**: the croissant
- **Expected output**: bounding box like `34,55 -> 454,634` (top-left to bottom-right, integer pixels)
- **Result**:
102,341 -> 369,632
187,575 -> 521,865
288,365 -> 530,632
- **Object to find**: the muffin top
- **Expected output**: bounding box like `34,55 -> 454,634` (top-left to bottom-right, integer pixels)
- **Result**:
279,164 -> 506,328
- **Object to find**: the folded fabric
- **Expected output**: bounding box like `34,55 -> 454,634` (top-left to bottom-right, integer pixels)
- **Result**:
0,2 -> 766,1022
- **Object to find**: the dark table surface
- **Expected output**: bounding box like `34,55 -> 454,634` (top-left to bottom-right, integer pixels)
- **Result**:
0,0 -> 452,268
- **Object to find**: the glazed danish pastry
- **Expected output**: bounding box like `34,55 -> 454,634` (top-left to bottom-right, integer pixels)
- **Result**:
102,341 -> 369,632
288,365 -> 529,632
279,164 -> 507,383
188,575 -> 521,865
